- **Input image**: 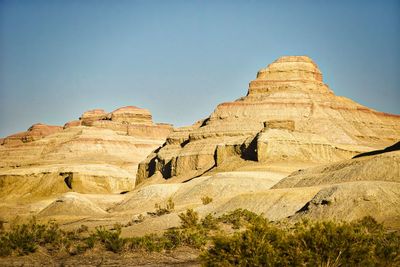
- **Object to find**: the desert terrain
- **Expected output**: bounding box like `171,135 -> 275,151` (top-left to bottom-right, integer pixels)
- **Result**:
1,56 -> 399,266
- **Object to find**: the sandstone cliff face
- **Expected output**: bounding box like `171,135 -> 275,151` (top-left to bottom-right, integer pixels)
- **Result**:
137,56 -> 400,184
0,106 -> 173,199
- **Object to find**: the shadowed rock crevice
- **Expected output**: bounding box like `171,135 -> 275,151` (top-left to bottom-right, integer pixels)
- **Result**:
162,160 -> 173,179
296,202 -> 310,213
240,136 -> 258,161
61,173 -> 73,190
180,139 -> 190,148
353,141 -> 400,159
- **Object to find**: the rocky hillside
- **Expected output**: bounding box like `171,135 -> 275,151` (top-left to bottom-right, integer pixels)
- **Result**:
0,106 -> 172,199
137,56 -> 400,184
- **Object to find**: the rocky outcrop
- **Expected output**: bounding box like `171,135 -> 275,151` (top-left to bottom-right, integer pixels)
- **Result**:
272,150 -> 400,189
268,146 -> 400,227
0,106 -> 173,198
78,106 -> 172,139
1,123 -> 63,146
110,106 -> 153,125
115,143 -> 400,235
137,56 -> 400,184
38,193 -> 107,217
80,109 -> 108,126
289,181 -> 400,227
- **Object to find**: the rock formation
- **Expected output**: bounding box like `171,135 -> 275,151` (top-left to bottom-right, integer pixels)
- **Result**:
111,141 -> 400,236
38,192 -> 107,217
271,146 -> 400,228
1,55 -> 399,237
137,56 -> 400,184
0,106 -> 173,199
1,123 -> 63,146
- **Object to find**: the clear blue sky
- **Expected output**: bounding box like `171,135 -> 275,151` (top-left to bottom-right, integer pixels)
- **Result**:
1,0 -> 399,137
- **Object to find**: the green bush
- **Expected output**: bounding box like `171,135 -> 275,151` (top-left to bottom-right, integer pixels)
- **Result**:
1,209 -> 398,266
218,208 -> 261,229
0,235 -> 12,256
127,233 -> 166,252
162,229 -> 183,250
180,227 -> 208,249
201,214 -> 219,230
95,225 -> 125,253
201,216 -> 400,266
179,209 -> 199,228
85,234 -> 96,249
201,218 -> 291,266
126,226 -> 208,252
0,219 -> 68,256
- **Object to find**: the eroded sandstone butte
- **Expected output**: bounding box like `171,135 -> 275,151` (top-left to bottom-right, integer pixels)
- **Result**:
137,56 -> 400,184
0,106 -> 172,199
1,55 -> 399,234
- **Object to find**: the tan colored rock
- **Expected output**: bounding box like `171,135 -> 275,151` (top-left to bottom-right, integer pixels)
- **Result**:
80,109 -> 107,126
272,150 -> 400,189
0,106 -> 173,199
110,106 -> 153,125
120,145 -> 400,233
251,56 -> 324,92
78,106 -> 173,139
38,192 -> 107,217
1,123 -> 62,146
211,187 -> 322,221
289,181 -> 400,228
137,56 -> 400,184
63,120 -> 81,129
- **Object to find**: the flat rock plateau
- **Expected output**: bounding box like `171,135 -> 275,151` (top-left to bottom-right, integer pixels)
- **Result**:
0,56 -> 399,265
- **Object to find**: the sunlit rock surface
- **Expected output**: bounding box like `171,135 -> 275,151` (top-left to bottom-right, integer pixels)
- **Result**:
137,56 -> 400,184
0,106 -> 173,198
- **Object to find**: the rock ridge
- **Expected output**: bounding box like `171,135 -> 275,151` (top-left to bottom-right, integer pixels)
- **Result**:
137,56 -> 400,184
0,105 -> 173,198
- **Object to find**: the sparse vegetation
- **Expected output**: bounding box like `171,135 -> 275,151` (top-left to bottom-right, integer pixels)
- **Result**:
0,218 -> 68,256
149,197 -> 175,216
201,196 -> 213,205
201,214 -> 400,267
0,210 -> 398,267
178,209 -> 199,228
201,213 -> 219,230
217,208 -> 261,229
95,224 -> 125,253
124,214 -> 146,227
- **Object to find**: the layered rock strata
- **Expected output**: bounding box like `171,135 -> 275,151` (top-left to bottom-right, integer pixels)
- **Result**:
0,106 -> 173,198
137,56 -> 400,184
1,123 -> 63,146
